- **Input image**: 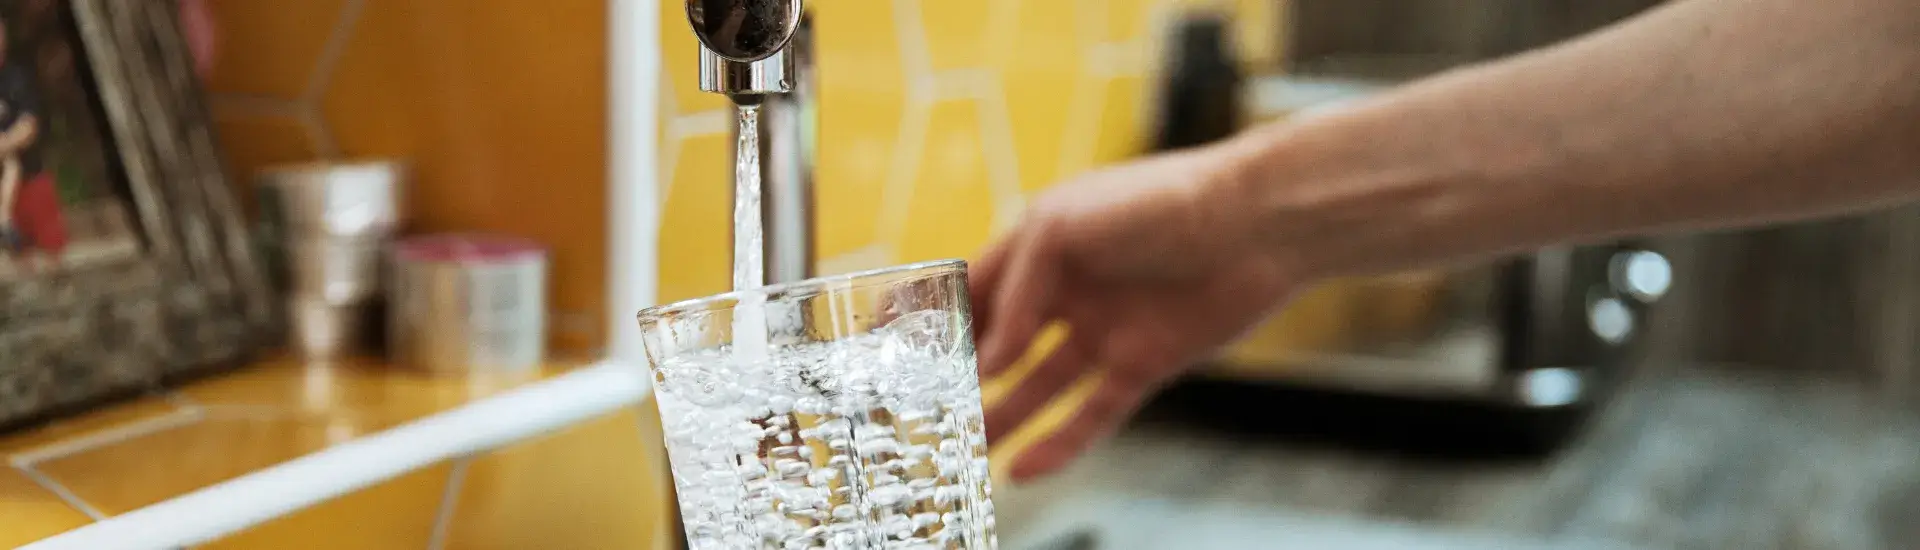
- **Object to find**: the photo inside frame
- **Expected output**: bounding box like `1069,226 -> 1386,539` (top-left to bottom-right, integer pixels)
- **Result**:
0,0 -> 141,282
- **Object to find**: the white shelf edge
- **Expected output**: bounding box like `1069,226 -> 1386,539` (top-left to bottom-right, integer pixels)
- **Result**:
20,359 -> 654,550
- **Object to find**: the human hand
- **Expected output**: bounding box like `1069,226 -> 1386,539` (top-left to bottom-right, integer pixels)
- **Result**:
971,145 -> 1302,482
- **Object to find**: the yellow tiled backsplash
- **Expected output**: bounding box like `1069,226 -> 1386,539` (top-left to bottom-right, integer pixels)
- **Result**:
206,0 -> 1279,350
656,0 -> 1282,301
206,0 -> 610,352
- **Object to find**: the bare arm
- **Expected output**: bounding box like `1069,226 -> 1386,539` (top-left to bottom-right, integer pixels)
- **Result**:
1209,0 -> 1920,280
0,114 -> 40,154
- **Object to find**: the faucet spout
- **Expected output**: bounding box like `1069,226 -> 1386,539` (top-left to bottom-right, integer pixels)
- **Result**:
687,1 -> 816,285
687,0 -> 804,98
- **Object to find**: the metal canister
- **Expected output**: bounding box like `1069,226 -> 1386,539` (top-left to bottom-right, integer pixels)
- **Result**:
257,160 -> 408,359
256,160 -> 408,238
389,234 -> 548,374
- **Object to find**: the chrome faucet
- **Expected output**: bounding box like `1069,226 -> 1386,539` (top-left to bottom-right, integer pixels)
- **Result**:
687,0 -> 815,285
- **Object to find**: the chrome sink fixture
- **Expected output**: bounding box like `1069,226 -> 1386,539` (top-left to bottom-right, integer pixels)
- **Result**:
685,0 -> 816,285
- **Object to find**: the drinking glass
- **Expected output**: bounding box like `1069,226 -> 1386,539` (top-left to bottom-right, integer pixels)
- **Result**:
639,259 -> 997,549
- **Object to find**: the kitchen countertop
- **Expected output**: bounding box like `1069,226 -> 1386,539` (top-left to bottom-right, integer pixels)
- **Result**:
0,356 -> 674,549
995,363 -> 1920,550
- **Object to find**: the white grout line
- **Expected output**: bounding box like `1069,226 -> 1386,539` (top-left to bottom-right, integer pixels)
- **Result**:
296,108 -> 342,160
423,457 -> 473,550
816,245 -> 894,277
668,109 -> 731,139
892,0 -> 936,100
657,68 -> 683,205
657,122 -> 684,206
17,464 -> 108,521
8,408 -> 206,468
974,73 -> 1026,234
207,94 -> 306,119
1087,42 -> 1148,79
301,0 -> 368,106
19,359 -> 652,550
873,99 -> 930,252
983,0 -> 1022,67
1054,69 -> 1108,183
1075,0 -> 1109,48
930,69 -> 993,101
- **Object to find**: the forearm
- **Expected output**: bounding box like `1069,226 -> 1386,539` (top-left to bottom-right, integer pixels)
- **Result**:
1212,0 -> 1920,279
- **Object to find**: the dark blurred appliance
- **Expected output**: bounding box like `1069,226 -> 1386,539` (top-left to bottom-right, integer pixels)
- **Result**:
1151,1 -> 1668,448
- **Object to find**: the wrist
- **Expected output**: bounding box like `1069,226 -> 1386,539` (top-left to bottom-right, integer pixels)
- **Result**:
1196,110 -> 1483,284
1189,125 -> 1328,284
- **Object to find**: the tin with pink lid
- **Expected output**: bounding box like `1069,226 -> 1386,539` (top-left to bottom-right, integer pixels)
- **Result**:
388,233 -> 548,374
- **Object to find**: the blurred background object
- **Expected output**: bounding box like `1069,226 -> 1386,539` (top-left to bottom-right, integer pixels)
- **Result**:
388,233 -> 549,375
1149,0 -> 1671,450
256,160 -> 407,359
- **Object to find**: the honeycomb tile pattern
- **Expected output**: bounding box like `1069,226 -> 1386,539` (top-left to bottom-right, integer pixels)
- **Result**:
198,0 -> 1281,351
0,468 -> 91,547
657,0 -> 1285,480
202,0 -> 608,353
0,358 -> 675,549
656,0 -> 1282,303
0,1 -> 1287,547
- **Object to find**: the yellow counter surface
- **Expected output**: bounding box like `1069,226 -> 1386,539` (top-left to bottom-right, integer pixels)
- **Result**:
0,357 -> 676,549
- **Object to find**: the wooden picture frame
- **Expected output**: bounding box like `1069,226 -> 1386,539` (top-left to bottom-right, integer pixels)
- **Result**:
0,0 -> 274,428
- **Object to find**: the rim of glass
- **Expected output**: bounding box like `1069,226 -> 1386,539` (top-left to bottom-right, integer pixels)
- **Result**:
636,258 -> 966,323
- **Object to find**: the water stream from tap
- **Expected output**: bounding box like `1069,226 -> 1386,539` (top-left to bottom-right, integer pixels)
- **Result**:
732,104 -> 771,362
732,103 -> 765,293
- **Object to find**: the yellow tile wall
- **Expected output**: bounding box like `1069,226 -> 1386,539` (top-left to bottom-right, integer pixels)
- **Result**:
205,0 -> 609,353
656,0 -> 1283,301
190,4 -> 1288,544
656,0 -> 1284,478
205,0 -> 1283,351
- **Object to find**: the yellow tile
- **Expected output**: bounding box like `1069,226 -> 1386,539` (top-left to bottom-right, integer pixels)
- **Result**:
211,114 -> 319,215
319,0 -> 612,353
212,113 -> 319,179
37,413 -> 391,514
813,2 -> 909,261
1234,0 -> 1282,68
1092,76 -> 1150,165
990,371 -> 1105,479
897,101 -> 995,264
658,133 -> 731,303
0,468 -> 91,548
0,397 -> 183,458
1003,0 -> 1091,192
179,357 -> 563,424
203,0 -> 349,98
1221,281 -> 1362,364
202,465 -> 449,550
657,81 -> 676,207
443,407 -> 675,550
918,0 -> 992,69
315,1 -> 428,163
1104,0 -> 1160,44
659,0 -> 729,114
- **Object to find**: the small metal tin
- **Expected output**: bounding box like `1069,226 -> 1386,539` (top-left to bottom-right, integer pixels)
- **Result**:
285,235 -> 386,303
257,160 -> 408,238
389,234 -> 548,374
289,297 -> 376,360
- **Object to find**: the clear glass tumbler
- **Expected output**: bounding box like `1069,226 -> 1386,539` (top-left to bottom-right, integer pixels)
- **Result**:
639,260 -> 997,550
